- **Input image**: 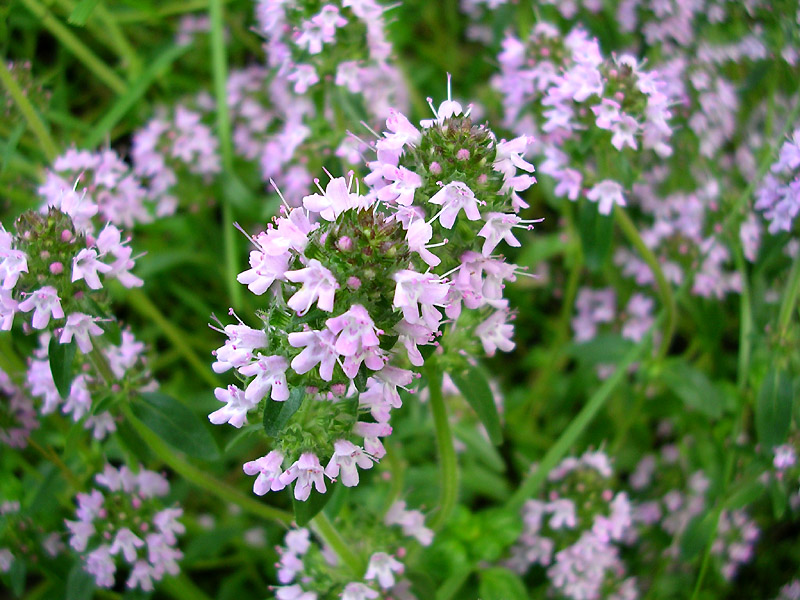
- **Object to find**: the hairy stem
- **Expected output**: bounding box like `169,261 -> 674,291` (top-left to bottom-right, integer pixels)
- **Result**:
311,512 -> 364,577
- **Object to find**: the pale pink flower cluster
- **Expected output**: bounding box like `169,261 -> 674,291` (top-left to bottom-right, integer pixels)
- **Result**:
1,218 -> 141,338
132,104 -> 220,216
271,520 -> 423,599
27,330 -> 148,440
66,464 -> 184,591
493,23 -> 674,215
0,369 -> 38,448
38,148 -> 153,229
255,0 -> 408,121
755,128 -> 800,234
507,450 -> 637,600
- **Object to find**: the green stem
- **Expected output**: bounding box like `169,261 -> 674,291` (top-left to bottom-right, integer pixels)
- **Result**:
120,287 -> 219,388
209,0 -> 242,311
0,61 -> 58,162
734,248 -> 752,391
122,404 -> 293,524
113,0 -> 233,23
426,361 -> 458,531
19,0 -> 127,95
89,345 -> 116,383
615,207 -> 676,359
522,247 -> 583,423
311,512 -> 363,577
506,318 -> 658,512
778,252 -> 800,341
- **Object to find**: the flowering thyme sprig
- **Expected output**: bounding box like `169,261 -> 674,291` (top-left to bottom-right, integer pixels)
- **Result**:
210,82 -> 541,503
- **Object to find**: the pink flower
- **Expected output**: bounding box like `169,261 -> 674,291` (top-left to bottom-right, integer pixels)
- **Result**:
0,246 -> 27,290
586,180 -> 626,215
376,165 -> 423,206
324,439 -> 375,486
72,248 -> 112,290
475,310 -> 515,356
60,312 -> 104,353
354,421 -> 392,458
365,552 -> 404,589
303,176 -> 360,221
325,305 -> 383,373
212,323 -> 268,373
209,385 -> 257,428
406,219 -> 441,267
288,328 -> 339,381
239,354 -> 290,402
279,453 -> 326,501
0,289 -> 17,330
109,528 -> 144,563
237,249 -> 289,295
429,181 -> 482,228
17,286 -> 64,329
478,212 -> 543,256
243,450 -> 286,495
285,259 -> 339,314
611,114 -> 639,150
393,270 -> 449,328
341,583 -> 379,600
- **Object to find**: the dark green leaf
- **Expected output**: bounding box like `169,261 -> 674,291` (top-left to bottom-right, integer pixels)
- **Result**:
66,562 -> 95,600
577,200 -> 614,273
131,392 -> 220,461
9,556 -> 25,597
453,422 -> 505,472
293,485 -> 333,526
223,423 -> 262,454
478,567 -> 529,600
568,333 -> 633,365
49,337 -> 76,400
660,360 -> 725,418
755,368 -> 793,449
68,0 -> 100,25
263,387 -> 304,438
451,365 -> 503,445
116,417 -> 153,463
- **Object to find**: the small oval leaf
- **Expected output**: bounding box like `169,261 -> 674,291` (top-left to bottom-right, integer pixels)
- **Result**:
293,484 -> 334,527
263,387 -> 304,438
450,365 -> 503,445
755,368 -> 792,450
49,336 -> 77,400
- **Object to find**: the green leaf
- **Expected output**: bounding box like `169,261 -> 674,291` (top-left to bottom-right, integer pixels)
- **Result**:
755,368 -> 793,449
68,0 -> 100,25
450,365 -> 503,445
660,360 -> 725,418
131,392 -> 220,461
223,423 -> 262,454
293,485 -> 333,527
577,199 -> 614,273
452,422 -> 505,472
263,387 -> 304,438
49,337 -> 76,399
568,333 -> 633,365
66,562 -> 96,600
478,567 -> 529,600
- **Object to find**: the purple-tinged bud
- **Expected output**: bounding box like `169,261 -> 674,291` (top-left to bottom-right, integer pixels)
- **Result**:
61,229 -> 72,242
331,383 -> 346,396
40,250 -> 50,260
49,262 -> 63,275
614,91 -> 625,102
429,161 -> 442,175
609,68 -> 618,78
132,497 -> 142,509
477,173 -> 488,184
337,236 -> 353,251
456,149 -> 470,161
347,276 -> 361,290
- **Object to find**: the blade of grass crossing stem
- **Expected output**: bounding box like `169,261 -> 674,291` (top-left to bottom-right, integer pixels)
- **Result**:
83,44 -> 189,148
506,318 -> 659,512
209,0 -> 242,310
20,0 -> 126,95
121,404 -> 293,524
0,61 -> 58,162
